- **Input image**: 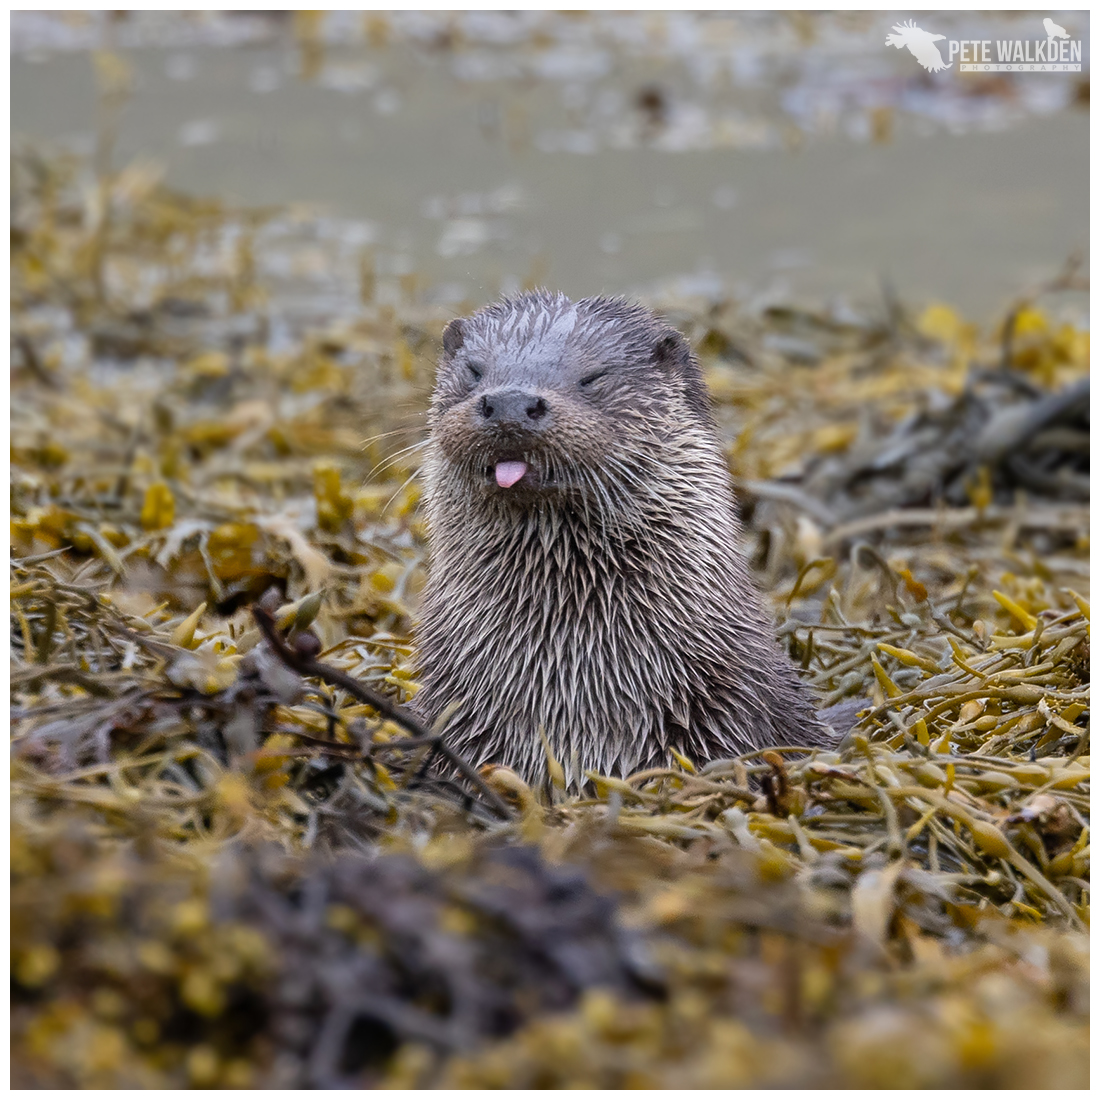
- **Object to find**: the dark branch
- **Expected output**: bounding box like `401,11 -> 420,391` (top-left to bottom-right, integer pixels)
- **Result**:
251,604 -> 513,821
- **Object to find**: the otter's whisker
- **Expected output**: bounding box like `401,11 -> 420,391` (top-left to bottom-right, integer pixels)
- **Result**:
368,438 -> 430,479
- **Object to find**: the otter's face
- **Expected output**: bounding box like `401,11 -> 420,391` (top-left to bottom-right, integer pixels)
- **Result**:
428,293 -> 712,504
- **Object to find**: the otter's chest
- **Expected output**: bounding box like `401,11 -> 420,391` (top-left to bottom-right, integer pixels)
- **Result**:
419,523 -> 698,710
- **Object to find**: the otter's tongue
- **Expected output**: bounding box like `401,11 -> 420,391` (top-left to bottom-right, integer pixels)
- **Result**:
495,460 -> 528,488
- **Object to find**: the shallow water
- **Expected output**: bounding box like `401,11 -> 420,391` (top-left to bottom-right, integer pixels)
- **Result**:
11,10 -> 1091,321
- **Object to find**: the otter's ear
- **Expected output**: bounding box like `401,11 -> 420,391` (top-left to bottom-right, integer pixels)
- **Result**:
652,330 -> 691,369
442,318 -> 465,357
653,328 -> 714,422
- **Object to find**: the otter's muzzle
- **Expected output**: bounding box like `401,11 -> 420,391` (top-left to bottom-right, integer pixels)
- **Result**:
475,389 -> 550,489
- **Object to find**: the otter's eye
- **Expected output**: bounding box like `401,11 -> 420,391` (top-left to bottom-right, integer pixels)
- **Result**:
579,370 -> 607,388
466,362 -> 483,382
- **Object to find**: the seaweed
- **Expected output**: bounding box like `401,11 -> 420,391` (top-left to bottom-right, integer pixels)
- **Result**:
10,145 -> 1089,1088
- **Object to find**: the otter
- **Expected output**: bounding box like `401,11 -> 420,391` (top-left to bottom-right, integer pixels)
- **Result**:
413,290 -> 829,785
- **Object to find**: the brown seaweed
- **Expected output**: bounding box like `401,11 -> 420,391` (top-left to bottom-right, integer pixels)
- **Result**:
10,144 -> 1089,1089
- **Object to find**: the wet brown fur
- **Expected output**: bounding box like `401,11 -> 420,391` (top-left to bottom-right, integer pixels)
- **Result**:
413,290 -> 829,784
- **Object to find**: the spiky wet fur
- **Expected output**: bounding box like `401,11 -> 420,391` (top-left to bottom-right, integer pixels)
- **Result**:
414,291 -> 828,785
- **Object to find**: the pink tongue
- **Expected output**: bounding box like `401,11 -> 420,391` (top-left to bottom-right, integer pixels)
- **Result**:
495,460 -> 528,488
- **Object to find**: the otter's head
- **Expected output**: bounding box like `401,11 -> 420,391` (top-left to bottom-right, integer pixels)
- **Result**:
427,291 -> 714,513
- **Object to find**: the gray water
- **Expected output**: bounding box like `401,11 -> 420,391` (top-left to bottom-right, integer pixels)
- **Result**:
11,11 -> 1090,321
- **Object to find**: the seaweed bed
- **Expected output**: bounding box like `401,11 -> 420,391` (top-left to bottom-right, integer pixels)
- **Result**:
10,148 -> 1090,1088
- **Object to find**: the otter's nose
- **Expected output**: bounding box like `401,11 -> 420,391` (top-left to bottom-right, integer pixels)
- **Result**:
478,389 -> 549,428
